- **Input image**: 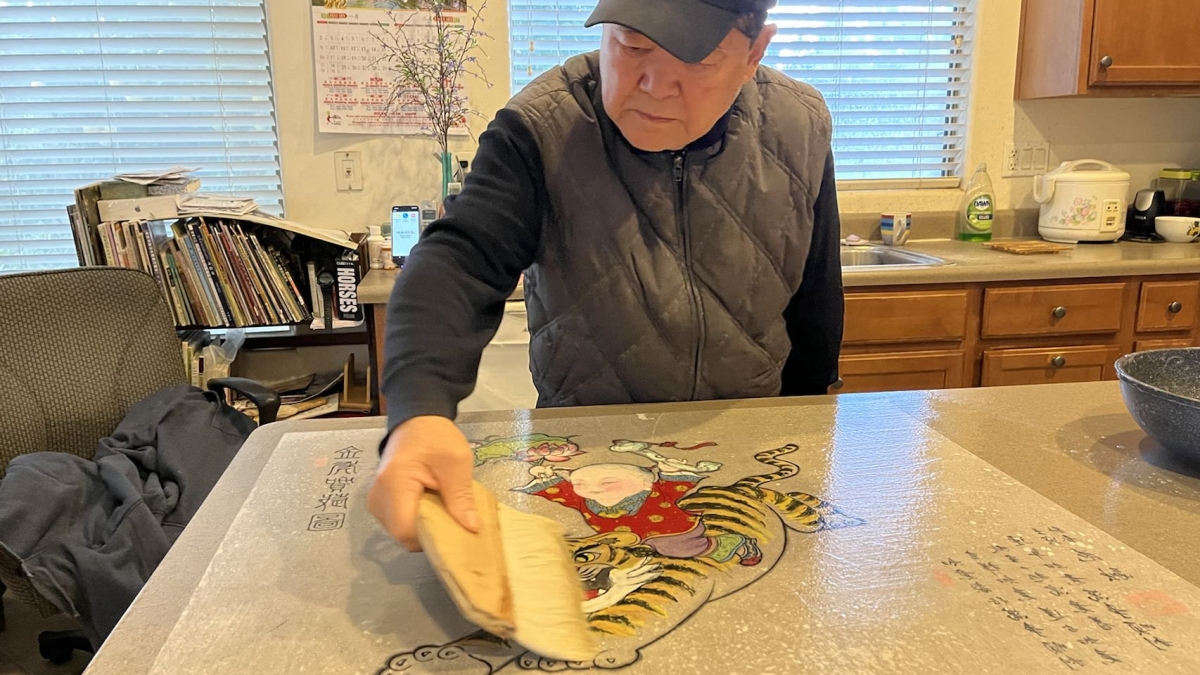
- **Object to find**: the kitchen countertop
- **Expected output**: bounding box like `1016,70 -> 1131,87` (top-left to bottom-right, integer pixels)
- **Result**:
87,382 -> 1200,674
360,239 -> 1200,304
845,239 -> 1200,287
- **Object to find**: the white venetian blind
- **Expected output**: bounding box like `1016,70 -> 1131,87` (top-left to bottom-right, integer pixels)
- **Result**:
510,1 -> 973,186
0,0 -> 283,273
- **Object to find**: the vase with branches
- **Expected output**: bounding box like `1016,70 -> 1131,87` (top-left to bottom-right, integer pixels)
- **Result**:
373,0 -> 490,200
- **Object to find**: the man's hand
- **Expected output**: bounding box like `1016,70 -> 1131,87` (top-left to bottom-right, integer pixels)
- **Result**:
369,416 -> 479,551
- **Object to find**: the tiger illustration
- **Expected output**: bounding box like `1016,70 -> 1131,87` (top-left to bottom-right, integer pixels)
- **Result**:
378,443 -> 863,674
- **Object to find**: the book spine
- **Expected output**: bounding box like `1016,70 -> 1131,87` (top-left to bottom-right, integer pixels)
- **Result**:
129,222 -> 148,272
159,250 -> 188,327
162,251 -> 189,326
267,246 -> 309,322
140,223 -> 168,292
67,205 -> 90,266
211,221 -> 258,325
130,222 -> 146,271
203,221 -> 251,326
231,224 -> 282,325
98,223 -> 115,266
170,241 -> 212,327
172,224 -> 223,327
220,222 -> 271,325
113,222 -> 129,268
248,234 -> 295,323
188,219 -> 236,326
274,249 -> 310,315
306,261 -> 324,324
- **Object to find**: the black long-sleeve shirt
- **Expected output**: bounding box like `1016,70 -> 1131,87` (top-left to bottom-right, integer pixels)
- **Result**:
382,109 -> 844,434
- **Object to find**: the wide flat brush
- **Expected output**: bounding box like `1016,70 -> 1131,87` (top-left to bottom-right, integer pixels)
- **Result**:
416,482 -> 596,663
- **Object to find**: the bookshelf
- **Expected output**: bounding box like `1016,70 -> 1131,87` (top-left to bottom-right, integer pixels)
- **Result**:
70,182 -> 366,332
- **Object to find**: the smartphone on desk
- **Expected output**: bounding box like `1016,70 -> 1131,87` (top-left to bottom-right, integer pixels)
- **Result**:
392,205 -> 421,266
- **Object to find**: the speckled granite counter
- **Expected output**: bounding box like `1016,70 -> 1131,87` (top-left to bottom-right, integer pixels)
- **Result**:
360,240 -> 1200,304
845,239 -> 1200,287
86,382 -> 1200,674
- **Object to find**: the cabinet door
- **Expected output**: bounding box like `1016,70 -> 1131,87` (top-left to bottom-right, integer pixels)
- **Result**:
982,283 -> 1125,338
1136,281 -> 1200,333
844,290 -> 969,345
1135,338 -> 1194,352
1090,0 -> 1200,86
981,346 -> 1122,388
836,350 -> 966,394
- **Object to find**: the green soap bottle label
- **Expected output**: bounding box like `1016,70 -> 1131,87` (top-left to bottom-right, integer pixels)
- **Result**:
966,194 -> 994,233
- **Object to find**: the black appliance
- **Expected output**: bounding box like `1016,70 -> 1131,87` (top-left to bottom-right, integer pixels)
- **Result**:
1124,189 -> 1168,242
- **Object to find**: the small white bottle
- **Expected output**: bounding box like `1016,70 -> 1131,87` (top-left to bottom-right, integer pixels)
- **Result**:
366,225 -> 385,269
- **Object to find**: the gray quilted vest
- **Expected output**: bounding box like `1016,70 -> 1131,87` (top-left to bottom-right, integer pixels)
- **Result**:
509,51 -> 832,408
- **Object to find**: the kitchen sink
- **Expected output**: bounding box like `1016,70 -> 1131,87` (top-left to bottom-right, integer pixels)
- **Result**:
841,246 -> 949,270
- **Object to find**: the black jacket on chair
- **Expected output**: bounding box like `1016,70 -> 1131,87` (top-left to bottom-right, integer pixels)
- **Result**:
0,384 -> 254,645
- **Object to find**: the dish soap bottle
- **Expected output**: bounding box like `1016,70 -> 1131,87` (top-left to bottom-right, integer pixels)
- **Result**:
958,163 -> 995,242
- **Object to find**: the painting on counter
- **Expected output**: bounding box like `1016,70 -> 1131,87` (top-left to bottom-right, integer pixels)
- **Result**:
144,406 -> 1200,675
379,437 -> 863,673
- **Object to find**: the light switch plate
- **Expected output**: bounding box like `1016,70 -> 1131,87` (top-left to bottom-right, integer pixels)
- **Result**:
1001,142 -> 1051,178
334,151 -> 363,191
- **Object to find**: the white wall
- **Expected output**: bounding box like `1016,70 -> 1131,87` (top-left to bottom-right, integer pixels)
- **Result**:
266,0 -> 1200,231
265,0 -> 511,231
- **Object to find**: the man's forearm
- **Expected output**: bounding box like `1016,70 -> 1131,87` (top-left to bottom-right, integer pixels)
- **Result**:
382,110 -> 546,435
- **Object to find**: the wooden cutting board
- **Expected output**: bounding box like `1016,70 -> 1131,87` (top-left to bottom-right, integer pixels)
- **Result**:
984,240 -> 1074,255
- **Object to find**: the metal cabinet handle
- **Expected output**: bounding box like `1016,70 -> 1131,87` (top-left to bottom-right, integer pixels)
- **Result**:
1099,55 -> 1113,68
1051,356 -> 1067,369
1052,306 -> 1068,319
1169,302 -> 1184,314
831,378 -> 845,391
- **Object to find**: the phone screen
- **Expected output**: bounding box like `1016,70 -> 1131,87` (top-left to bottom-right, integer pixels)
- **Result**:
391,206 -> 421,261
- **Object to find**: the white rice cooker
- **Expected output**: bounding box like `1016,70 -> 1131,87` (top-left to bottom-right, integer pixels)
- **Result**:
1034,159 -> 1131,243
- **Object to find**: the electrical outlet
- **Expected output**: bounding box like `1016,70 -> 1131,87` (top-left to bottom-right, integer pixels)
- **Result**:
1002,142 -> 1051,177
334,151 -> 363,191
1003,143 -> 1020,177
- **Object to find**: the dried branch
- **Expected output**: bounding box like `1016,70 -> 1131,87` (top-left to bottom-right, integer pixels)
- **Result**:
371,0 -> 492,157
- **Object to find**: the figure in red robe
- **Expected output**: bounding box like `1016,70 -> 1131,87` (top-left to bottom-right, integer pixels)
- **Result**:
517,461 -> 761,565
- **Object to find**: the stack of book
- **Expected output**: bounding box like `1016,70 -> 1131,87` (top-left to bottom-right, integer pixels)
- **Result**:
97,217 -> 313,329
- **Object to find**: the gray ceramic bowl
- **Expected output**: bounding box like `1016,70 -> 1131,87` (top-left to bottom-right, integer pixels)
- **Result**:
1115,349 -> 1200,459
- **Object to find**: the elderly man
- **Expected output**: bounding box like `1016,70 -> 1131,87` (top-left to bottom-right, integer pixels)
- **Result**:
370,0 -> 843,549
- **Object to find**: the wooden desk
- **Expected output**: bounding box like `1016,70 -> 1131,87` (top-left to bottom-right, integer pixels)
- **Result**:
88,383 -> 1200,674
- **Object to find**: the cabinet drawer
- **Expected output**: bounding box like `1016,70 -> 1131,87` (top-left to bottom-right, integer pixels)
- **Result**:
844,290 -> 969,345
1136,338 -> 1194,352
982,283 -> 1126,338
1137,281 -> 1200,333
981,346 -> 1122,387
835,350 -> 966,394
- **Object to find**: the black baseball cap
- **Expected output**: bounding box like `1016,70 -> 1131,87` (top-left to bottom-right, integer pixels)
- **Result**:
585,0 -> 776,64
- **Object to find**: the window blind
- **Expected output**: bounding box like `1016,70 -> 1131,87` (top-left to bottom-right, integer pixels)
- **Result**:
0,0 -> 283,273
510,1 -> 973,186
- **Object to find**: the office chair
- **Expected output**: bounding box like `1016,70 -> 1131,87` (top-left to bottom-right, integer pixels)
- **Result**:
0,267 -> 280,664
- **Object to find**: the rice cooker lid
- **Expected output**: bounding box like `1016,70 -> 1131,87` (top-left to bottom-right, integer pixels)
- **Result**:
1052,160 -> 1131,184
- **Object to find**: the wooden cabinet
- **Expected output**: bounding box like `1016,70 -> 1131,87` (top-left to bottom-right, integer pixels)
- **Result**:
837,350 -> 966,394
840,274 -> 1199,396
982,283 -> 1125,338
843,290 -> 969,344
981,346 -> 1122,388
1089,0 -> 1200,87
1136,281 -> 1200,333
1135,338 -> 1194,352
1017,0 -> 1200,99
